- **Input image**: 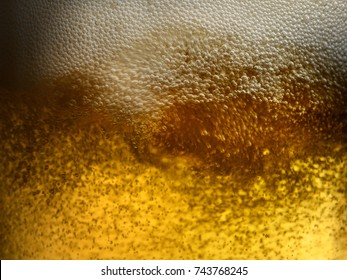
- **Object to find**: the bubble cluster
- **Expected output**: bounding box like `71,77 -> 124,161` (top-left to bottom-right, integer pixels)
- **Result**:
0,0 -> 346,259
5,0 -> 347,85
0,89 -> 346,259
98,25 -> 345,172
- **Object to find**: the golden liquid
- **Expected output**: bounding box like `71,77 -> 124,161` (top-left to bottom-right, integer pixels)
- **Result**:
0,82 -> 346,259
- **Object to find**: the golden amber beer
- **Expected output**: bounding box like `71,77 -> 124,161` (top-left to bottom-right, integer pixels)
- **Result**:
0,0 -> 346,259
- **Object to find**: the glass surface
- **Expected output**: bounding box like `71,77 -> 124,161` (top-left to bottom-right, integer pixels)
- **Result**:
0,1 -> 346,260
